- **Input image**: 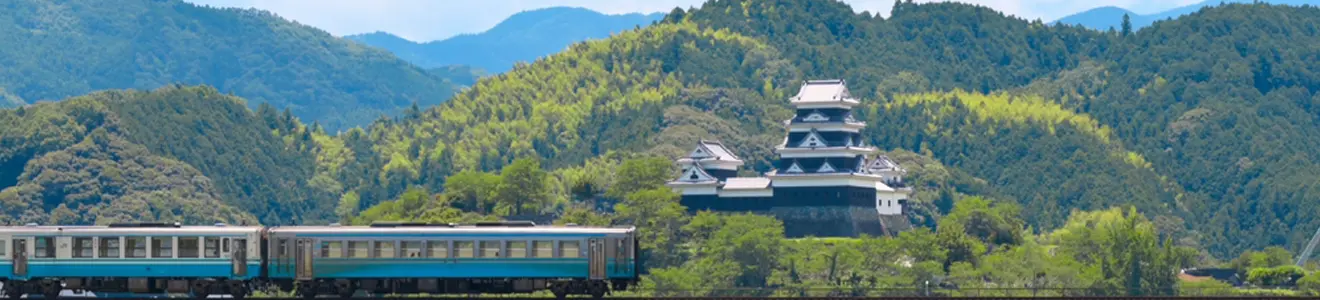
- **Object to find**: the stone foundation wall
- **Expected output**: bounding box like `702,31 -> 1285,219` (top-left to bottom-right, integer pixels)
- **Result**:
744,206 -> 911,238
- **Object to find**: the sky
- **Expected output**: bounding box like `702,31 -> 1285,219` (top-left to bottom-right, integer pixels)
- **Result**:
185,0 -> 1204,42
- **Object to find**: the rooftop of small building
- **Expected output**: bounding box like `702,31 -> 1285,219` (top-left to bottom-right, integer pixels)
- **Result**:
688,139 -> 742,161
791,79 -> 859,104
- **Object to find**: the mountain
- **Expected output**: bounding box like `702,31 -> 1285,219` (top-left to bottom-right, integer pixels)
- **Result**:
344,7 -> 665,73
0,85 -> 335,225
5,0 -> 1320,268
0,0 -> 457,131
1055,0 -> 1318,31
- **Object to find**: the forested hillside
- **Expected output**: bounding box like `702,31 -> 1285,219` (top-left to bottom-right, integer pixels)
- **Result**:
329,0 -> 1320,259
5,0 -> 1320,292
0,0 -> 456,131
0,86 -> 334,225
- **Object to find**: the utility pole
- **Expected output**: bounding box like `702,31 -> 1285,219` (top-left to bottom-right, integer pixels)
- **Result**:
1295,225 -> 1320,266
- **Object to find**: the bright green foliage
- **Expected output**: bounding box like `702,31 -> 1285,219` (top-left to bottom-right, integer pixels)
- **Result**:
1048,207 -> 1197,295
870,91 -> 1176,229
1230,246 -> 1296,277
1297,272 -> 1320,295
940,196 -> 1025,246
1247,265 -> 1306,287
614,188 -> 688,268
605,156 -> 675,199
493,158 -> 552,216
0,0 -> 456,131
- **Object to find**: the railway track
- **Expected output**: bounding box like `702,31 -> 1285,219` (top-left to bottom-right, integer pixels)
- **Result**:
71,297 -> 1320,300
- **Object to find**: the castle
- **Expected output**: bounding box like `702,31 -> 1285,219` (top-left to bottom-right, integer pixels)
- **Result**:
666,79 -> 913,237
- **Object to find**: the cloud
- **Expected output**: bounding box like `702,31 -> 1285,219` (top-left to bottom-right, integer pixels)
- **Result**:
184,0 -> 1204,42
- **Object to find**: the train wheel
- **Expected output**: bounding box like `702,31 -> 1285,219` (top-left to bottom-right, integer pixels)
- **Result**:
227,280 -> 248,299
550,282 -> 568,300
589,281 -> 606,299
2,281 -> 22,300
297,281 -> 317,299
39,279 -> 60,300
191,280 -> 212,299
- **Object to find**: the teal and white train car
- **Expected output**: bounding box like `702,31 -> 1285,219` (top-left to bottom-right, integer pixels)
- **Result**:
0,223 -> 262,299
264,222 -> 638,299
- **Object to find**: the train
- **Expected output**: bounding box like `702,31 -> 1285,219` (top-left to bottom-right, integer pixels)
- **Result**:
0,221 -> 639,299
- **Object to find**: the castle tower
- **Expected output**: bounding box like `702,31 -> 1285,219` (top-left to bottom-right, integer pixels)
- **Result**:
668,79 -> 911,238
767,79 -> 906,217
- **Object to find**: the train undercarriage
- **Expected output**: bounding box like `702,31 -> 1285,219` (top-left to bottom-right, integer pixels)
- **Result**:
1,277 -> 631,299
2,277 -> 251,299
284,278 -> 629,299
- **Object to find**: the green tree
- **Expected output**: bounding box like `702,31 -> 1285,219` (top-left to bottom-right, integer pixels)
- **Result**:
493,158 -> 550,216
607,156 -> 676,199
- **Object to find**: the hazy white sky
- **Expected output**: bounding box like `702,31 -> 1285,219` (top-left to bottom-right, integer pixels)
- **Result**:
185,0 -> 1203,42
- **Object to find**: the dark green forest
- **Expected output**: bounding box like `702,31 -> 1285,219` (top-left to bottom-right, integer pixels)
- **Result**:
0,0 -> 458,131
4,0 -> 1320,295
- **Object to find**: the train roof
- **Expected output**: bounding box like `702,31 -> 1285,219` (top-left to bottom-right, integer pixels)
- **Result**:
0,223 -> 262,235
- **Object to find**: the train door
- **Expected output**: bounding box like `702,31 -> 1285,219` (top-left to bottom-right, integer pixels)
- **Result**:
11,238 -> 26,277
232,238 -> 248,277
587,238 -> 605,280
294,239 -> 314,280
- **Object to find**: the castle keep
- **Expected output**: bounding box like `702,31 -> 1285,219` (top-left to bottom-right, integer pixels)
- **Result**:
666,79 -> 913,237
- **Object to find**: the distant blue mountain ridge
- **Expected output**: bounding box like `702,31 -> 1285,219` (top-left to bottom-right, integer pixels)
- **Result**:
1055,0 -> 1318,30
346,7 -> 664,75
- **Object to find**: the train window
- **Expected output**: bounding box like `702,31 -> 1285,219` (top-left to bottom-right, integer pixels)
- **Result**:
401,241 -> 422,258
178,237 -> 200,258
321,241 -> 343,258
0,240 -> 5,257
373,241 -> 396,258
533,241 -> 553,258
99,237 -> 121,258
276,239 -> 289,258
204,237 -> 221,258
73,237 -> 94,258
222,238 -> 230,253
152,237 -> 174,258
508,241 -> 527,258
126,237 -> 148,258
479,241 -> 500,258
455,241 -> 474,258
34,236 -> 55,258
427,241 -> 448,258
347,241 -> 369,258
560,241 -> 580,258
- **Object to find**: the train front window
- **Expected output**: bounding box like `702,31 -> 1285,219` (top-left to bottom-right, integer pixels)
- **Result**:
560,241 -> 580,258
204,237 -> 221,258
533,241 -> 553,258
321,241 -> 343,258
152,237 -> 174,258
347,241 -> 369,258
33,236 -> 55,258
126,237 -> 147,258
427,241 -> 449,258
508,241 -> 527,258
178,237 -> 200,258
73,237 -> 94,258
99,237 -> 120,258
402,241 -> 422,258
